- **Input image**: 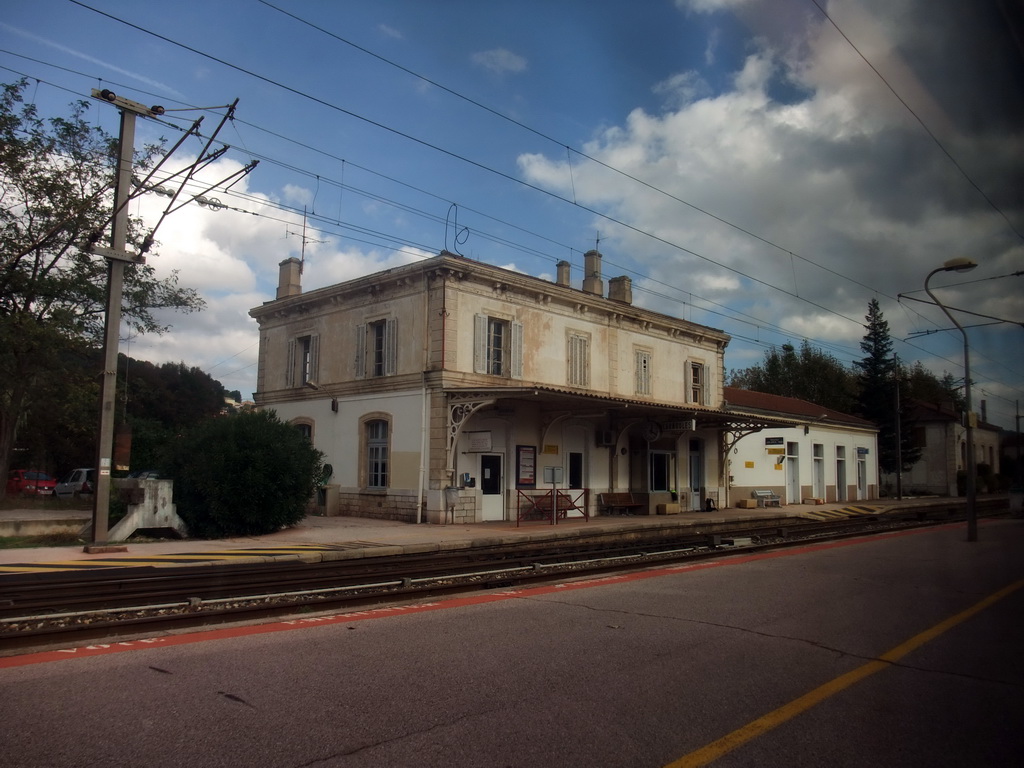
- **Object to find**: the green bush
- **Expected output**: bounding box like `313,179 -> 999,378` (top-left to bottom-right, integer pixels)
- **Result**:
165,410 -> 324,538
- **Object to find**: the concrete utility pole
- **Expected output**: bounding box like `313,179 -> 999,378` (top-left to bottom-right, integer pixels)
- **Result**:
87,89 -> 162,549
894,354 -> 903,500
85,91 -> 252,549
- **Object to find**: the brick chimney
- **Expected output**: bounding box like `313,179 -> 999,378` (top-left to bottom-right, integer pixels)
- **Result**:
582,249 -> 603,296
277,257 -> 302,299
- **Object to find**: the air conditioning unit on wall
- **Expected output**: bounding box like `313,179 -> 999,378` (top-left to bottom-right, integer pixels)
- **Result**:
596,430 -> 616,447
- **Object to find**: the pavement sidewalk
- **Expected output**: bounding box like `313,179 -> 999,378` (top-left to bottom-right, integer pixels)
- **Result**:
0,496 -> 963,570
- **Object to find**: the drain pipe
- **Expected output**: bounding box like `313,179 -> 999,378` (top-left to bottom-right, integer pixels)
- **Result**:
416,273 -> 430,524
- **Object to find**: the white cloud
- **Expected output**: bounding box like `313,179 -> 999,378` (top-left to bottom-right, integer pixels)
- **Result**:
471,48 -> 527,75
517,1 -> 1023,427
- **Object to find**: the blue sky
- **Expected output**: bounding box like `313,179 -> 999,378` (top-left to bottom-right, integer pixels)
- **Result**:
2,0 -> 1022,429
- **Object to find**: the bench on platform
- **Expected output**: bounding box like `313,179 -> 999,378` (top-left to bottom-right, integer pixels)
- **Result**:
598,492 -> 647,516
517,490 -> 589,526
753,489 -> 781,508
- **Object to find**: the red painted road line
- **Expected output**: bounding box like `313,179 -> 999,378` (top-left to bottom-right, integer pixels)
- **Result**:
0,522 -> 968,669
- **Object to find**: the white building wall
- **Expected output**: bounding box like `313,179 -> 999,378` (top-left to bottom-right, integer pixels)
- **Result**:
268,390 -> 424,492
730,425 -> 878,505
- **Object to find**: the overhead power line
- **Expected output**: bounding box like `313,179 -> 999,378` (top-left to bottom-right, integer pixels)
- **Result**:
5,13 -> 1019,410
808,0 -> 1023,242
62,1 -> 884,340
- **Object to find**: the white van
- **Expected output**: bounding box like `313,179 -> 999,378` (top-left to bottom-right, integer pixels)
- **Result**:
55,468 -> 95,499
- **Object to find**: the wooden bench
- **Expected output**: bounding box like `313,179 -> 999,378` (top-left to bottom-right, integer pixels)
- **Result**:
517,490 -> 589,526
598,492 -> 646,516
753,489 -> 781,508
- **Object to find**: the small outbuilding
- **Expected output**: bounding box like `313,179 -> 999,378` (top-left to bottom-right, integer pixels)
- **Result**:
724,388 -> 879,506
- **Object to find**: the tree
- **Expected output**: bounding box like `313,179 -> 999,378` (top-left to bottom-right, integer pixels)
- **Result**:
728,340 -> 857,413
0,79 -> 203,496
118,356 -> 227,470
854,300 -> 921,475
165,410 -> 324,538
905,362 -> 965,411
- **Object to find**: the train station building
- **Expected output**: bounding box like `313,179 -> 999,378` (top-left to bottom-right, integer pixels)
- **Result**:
249,250 -> 875,523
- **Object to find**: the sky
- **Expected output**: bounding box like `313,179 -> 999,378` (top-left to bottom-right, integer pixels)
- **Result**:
2,0 -> 1023,430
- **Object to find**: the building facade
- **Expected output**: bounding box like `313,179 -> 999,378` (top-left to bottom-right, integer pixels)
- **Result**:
723,388 -> 879,504
888,400 -> 1002,496
250,251 -> 800,523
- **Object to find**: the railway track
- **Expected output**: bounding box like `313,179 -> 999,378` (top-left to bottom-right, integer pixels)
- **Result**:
0,501 -> 1005,652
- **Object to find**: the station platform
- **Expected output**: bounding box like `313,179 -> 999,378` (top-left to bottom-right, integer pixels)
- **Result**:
0,496 -> 977,574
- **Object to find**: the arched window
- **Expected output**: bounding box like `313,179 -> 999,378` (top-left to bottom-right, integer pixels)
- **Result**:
366,419 -> 389,489
292,419 -> 314,443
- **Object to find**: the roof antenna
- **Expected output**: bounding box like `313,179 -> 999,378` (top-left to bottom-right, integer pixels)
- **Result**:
286,207 -> 324,274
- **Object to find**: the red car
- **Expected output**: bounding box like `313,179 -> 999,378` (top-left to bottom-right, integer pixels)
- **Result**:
6,470 -> 57,496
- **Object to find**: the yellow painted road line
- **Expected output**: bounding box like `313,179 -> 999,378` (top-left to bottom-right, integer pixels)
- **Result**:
666,577 -> 1024,768
0,565 -> 97,573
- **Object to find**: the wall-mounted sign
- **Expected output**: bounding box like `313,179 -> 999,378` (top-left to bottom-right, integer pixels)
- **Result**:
744,461 -> 755,469
542,444 -> 559,455
543,466 -> 564,484
766,448 -> 786,455
516,445 -> 536,488
857,447 -> 870,455
764,437 -> 784,445
467,431 -> 492,452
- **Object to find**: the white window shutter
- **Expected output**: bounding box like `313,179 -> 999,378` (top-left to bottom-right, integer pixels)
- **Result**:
384,317 -> 397,376
473,314 -> 487,374
309,334 -> 320,384
355,323 -> 367,379
510,320 -> 524,379
286,338 -> 296,388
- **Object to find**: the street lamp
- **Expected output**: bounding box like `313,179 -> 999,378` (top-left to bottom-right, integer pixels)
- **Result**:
924,257 -> 978,541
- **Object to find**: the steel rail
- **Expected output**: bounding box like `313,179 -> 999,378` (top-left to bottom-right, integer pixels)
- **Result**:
0,502 -> 1006,651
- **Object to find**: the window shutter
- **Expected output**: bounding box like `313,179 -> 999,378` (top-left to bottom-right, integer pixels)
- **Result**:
309,334 -> 320,384
510,320 -> 524,379
384,318 -> 397,376
286,338 -> 296,388
354,324 -> 366,379
635,350 -> 650,395
568,334 -> 588,387
473,314 -> 487,374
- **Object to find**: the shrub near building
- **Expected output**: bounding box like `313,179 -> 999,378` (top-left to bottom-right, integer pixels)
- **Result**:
166,410 -> 323,538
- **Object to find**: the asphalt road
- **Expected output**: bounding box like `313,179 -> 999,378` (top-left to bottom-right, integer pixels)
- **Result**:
2,519 -> 1022,767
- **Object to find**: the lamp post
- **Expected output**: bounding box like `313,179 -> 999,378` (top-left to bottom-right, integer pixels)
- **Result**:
924,257 -> 978,541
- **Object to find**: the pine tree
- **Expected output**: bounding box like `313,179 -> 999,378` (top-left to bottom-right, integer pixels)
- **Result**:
854,300 -> 921,475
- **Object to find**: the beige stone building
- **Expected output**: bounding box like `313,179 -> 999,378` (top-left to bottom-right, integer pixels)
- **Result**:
886,400 -> 1002,496
250,250 -> 786,523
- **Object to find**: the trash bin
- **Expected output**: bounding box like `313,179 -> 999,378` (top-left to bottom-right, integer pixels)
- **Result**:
317,484 -> 339,516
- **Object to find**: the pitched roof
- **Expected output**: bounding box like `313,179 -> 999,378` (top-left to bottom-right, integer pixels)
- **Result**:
724,387 -> 875,429
906,399 -> 1001,432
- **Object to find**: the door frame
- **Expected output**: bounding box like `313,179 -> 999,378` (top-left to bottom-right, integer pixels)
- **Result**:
480,453 -> 504,521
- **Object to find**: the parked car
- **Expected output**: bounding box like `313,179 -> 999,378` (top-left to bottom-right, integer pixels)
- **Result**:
127,469 -> 163,479
55,468 -> 96,499
6,470 -> 57,496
